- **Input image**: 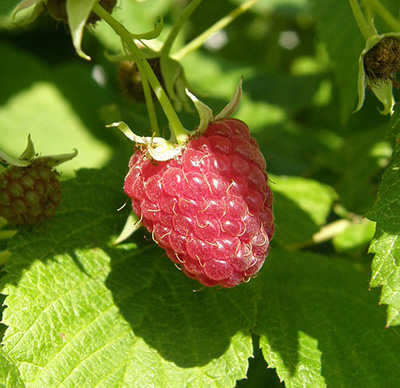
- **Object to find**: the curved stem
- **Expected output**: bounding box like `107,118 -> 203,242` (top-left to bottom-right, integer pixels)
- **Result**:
136,60 -> 160,136
368,0 -> 400,31
173,0 -> 260,60
285,219 -> 351,251
161,0 -> 204,54
349,0 -> 376,40
93,3 -> 188,144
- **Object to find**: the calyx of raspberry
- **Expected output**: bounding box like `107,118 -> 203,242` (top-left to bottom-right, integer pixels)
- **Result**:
110,78 -> 243,162
0,136 -> 77,226
0,135 -> 77,169
355,29 -> 400,115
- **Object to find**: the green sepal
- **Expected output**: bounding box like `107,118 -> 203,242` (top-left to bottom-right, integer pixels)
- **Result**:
18,135 -> 36,161
214,77 -> 243,121
160,55 -> 184,109
187,77 -> 243,137
0,136 -> 77,168
67,0 -> 98,60
0,151 -> 31,168
159,55 -> 202,112
40,149 -> 78,168
13,0 -> 46,24
130,17 -> 164,40
113,211 -> 141,245
185,89 -> 213,136
110,78 -> 243,161
108,122 -> 186,161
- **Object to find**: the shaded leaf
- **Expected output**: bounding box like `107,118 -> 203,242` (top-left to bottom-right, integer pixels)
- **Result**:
334,126 -> 392,215
255,248 -> 400,387
312,0 -> 364,122
332,219 -> 376,256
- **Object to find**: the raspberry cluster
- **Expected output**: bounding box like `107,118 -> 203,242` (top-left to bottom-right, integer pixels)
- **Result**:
124,118 -> 274,287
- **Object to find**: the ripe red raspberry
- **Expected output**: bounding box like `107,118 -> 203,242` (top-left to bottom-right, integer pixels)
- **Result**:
0,161 -> 62,226
124,118 -> 274,288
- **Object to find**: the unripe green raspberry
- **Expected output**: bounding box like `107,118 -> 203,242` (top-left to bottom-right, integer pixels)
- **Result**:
0,135 -> 77,226
0,162 -> 62,225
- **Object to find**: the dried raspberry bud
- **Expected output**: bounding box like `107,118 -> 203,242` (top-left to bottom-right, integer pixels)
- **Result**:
364,37 -> 400,87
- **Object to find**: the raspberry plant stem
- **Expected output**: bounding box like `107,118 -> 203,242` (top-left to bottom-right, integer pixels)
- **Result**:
349,0 -> 376,41
368,0 -> 400,32
286,219 -> 351,250
92,3 -> 189,145
172,0 -> 260,61
161,0 -> 204,55
139,62 -> 160,136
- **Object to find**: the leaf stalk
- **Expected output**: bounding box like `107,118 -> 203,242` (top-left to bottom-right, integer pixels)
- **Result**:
92,3 -> 188,144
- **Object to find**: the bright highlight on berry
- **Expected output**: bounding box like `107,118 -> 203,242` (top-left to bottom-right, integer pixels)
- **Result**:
124,118 -> 274,288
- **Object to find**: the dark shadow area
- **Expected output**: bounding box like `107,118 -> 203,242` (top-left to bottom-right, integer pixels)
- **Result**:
105,241 -> 260,367
245,73 -> 322,116
254,249 -> 400,387
0,38 -> 51,106
272,191 -> 320,247
236,334 -> 284,388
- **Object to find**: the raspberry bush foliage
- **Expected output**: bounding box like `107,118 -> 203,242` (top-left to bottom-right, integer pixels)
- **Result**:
0,0 -> 400,387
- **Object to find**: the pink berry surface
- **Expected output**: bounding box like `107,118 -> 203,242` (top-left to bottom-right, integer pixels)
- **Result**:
124,118 -> 274,287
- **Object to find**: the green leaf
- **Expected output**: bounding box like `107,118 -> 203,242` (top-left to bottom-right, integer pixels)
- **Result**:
332,219 -> 376,256
334,124 -> 392,215
0,0 -> 21,27
254,248 -> 400,387
0,41 -> 113,177
312,0 -> 364,122
270,175 -> 337,246
0,0 -> 20,17
1,168 -> 257,387
0,348 -> 25,388
368,110 -> 400,327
